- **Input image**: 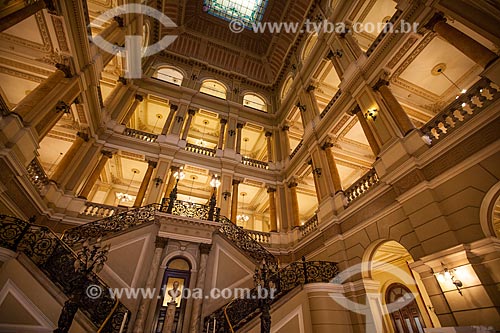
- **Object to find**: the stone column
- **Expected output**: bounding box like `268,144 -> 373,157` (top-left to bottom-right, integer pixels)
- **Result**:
161,104 -> 178,135
265,131 -> 273,163
79,150 -> 113,199
321,142 -> 343,192
189,244 -> 212,333
133,160 -> 157,207
121,94 -> 144,125
426,13 -> 498,68
282,125 -> 291,159
230,180 -> 240,222
235,123 -> 244,154
161,303 -> 177,333
267,188 -> 278,232
163,166 -> 179,200
13,64 -> 71,122
181,109 -> 196,141
309,161 -> 322,203
133,237 -> 167,333
352,106 -> 381,156
51,132 -> 88,184
373,80 -> 414,136
288,181 -> 300,228
218,118 -> 227,149
0,0 -> 53,32
104,78 -> 126,112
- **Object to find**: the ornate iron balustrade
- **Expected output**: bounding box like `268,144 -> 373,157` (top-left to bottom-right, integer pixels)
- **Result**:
344,168 -> 380,205
27,158 -> 49,191
204,259 -> 339,332
159,198 -> 220,221
62,204 -> 158,247
299,214 -> 318,237
123,128 -> 158,142
320,89 -> 342,118
421,77 -> 499,145
365,10 -> 403,57
289,140 -> 303,160
241,156 -> 269,169
79,202 -> 126,218
244,228 -> 271,244
0,215 -> 130,332
185,143 -> 217,157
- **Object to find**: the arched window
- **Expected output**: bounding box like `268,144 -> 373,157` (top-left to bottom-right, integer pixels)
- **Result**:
200,80 -> 227,99
386,284 -> 426,333
301,33 -> 318,61
243,93 -> 267,112
154,258 -> 191,333
155,67 -> 184,86
281,75 -> 293,100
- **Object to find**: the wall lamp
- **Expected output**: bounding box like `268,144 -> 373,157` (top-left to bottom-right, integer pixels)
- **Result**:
365,109 -> 377,121
436,265 -> 463,296
153,177 -> 163,188
222,191 -> 231,201
312,168 -> 322,177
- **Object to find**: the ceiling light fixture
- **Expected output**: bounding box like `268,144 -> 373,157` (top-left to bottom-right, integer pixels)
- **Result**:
432,63 -> 467,99
237,192 -> 250,223
116,169 -> 139,203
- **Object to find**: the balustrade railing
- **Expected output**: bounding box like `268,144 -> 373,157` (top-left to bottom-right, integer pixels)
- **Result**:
289,140 -> 303,160
241,156 -> 269,169
159,198 -> 220,221
244,228 -> 271,244
320,89 -> 342,118
421,77 -> 500,145
344,168 -> 380,204
0,215 -> 130,332
365,10 -> 403,57
204,258 -> 339,332
123,128 -> 158,142
79,202 -> 126,218
185,143 -> 216,157
27,158 -> 49,191
299,214 -> 318,237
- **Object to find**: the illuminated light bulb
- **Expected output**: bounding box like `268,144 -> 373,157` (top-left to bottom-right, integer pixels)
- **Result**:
461,102 -> 467,108
461,89 -> 467,94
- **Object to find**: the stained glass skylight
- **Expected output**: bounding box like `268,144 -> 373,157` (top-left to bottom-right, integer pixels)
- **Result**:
203,0 -> 268,28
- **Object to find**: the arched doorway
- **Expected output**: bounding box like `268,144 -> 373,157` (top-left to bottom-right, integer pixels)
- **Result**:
386,283 -> 426,333
154,257 -> 191,333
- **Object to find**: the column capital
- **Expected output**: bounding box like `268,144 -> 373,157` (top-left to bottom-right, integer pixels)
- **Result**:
349,105 -> 362,116
188,109 -> 197,116
55,63 -> 72,78
170,104 -> 178,111
424,12 -> 446,31
267,187 -> 276,193
101,150 -> 114,159
76,131 -> 90,142
265,131 -> 273,137
236,122 -> 245,129
232,179 -> 241,186
306,84 -> 316,92
147,160 -> 158,168
155,236 -> 168,249
296,102 -> 307,112
282,124 -> 290,131
373,79 -> 390,91
321,140 -> 335,150
199,243 -> 212,255
288,181 -> 298,188
220,118 -> 228,125
117,76 -> 128,85
135,94 -> 145,102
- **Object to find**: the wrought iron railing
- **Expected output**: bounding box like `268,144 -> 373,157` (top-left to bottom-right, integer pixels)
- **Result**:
79,202 -> 126,218
0,214 -> 130,332
62,204 -> 158,247
344,168 -> 380,205
185,143 -> 217,157
204,258 -> 339,332
159,198 -> 220,221
365,10 -> 403,57
289,140 -> 303,160
421,77 -> 500,145
241,156 -> 269,169
244,228 -> 271,244
299,214 -> 318,237
320,89 -> 342,118
123,128 -> 158,142
27,158 -> 49,191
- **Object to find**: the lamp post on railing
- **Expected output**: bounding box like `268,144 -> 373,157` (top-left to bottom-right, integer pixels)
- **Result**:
254,259 -> 278,333
208,174 -> 221,221
54,239 -> 110,333
166,167 -> 185,214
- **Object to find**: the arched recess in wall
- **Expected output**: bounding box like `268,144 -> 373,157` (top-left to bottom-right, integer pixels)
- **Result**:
479,181 -> 500,237
281,75 -> 293,100
301,32 -> 318,61
362,240 -> 440,331
243,92 -> 268,112
153,257 -> 192,333
200,79 -> 227,99
154,66 -> 184,86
